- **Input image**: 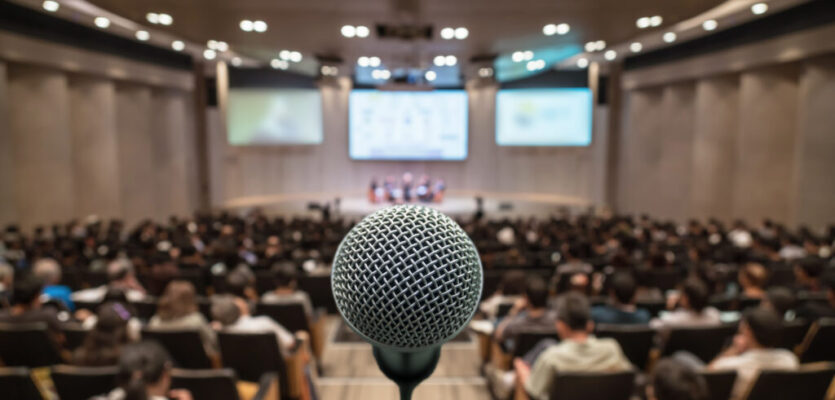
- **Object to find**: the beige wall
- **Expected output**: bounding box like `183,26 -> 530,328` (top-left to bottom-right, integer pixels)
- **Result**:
0,62 -> 14,226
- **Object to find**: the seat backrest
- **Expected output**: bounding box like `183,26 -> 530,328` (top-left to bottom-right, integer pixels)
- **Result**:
547,371 -> 635,400
141,328 -> 213,369
779,320 -> 810,351
218,331 -> 289,399
662,324 -> 737,363
496,302 -> 514,319
596,325 -> 654,370
255,270 -> 276,296
255,302 -> 309,333
51,364 -> 117,400
130,299 -> 158,321
171,368 -> 240,400
647,270 -> 680,292
635,299 -> 665,318
511,330 -> 559,359
743,365 -> 835,400
798,319 -> 835,363
0,367 -> 42,400
63,325 -> 90,351
0,322 -> 63,367
298,274 -> 336,313
74,300 -> 101,312
700,370 -> 737,400
197,297 -> 213,321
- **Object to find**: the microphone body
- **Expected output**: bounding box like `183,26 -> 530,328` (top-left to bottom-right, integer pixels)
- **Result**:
332,205 -> 482,399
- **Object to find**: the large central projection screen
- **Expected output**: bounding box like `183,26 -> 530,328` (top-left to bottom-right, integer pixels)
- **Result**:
349,90 -> 469,160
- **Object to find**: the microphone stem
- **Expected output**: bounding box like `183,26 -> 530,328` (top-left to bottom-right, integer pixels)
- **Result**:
398,382 -> 417,400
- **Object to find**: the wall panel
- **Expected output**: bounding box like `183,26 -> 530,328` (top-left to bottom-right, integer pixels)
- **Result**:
115,84 -> 156,225
0,62 -> 14,226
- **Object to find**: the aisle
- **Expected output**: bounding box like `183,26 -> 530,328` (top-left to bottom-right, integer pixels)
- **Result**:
317,319 -> 490,400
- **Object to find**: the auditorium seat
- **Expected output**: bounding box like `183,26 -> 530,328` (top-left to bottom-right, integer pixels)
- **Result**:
255,302 -> 327,359
171,368 -> 279,400
646,269 -> 680,292
496,302 -> 514,319
492,329 -> 559,370
661,324 -> 737,363
141,328 -> 214,369
62,325 -> 90,351
298,274 -> 337,313
178,269 -> 207,296
796,319 -> 835,363
741,364 -> 835,400
635,299 -> 666,318
74,300 -> 101,312
51,364 -> 118,400
0,367 -> 42,400
131,298 -> 158,321
700,370 -> 737,400
255,269 -> 276,295
779,320 -> 810,352
534,371 -> 635,400
596,324 -> 654,370
0,322 -> 63,367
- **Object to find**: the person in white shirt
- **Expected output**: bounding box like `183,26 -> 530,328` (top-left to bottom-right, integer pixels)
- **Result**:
261,263 -> 314,317
651,279 -> 721,330
72,258 -> 146,303
708,308 -> 799,400
211,294 -> 295,353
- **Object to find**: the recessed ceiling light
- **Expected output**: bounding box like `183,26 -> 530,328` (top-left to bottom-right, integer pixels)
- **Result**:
321,66 -> 338,76
372,69 -> 390,80
42,0 -> 59,12
357,56 -> 370,67
577,57 -> 589,68
279,50 -> 291,60
556,23 -> 570,35
433,55 -> 446,67
341,25 -> 356,38
171,40 -> 185,51
584,42 -> 596,52
512,51 -> 524,62
94,17 -> 110,29
253,20 -> 267,32
440,27 -> 455,40
445,55 -> 457,66
203,49 -> 216,60
158,13 -> 173,26
636,17 -> 651,29
368,56 -> 381,67
425,70 -> 437,81
270,59 -> 282,69
523,50 -> 534,60
239,20 -> 253,32
526,59 -> 545,71
231,57 -> 242,67
604,50 -> 617,61
146,13 -> 159,24
751,3 -> 768,15
650,16 -> 663,27
478,67 -> 493,78
630,42 -> 643,53
356,25 -> 370,38
663,32 -> 677,43
594,40 -> 606,51
135,30 -> 150,41
543,24 -> 557,36
289,51 -> 302,62
454,27 -> 469,39
702,19 -> 718,31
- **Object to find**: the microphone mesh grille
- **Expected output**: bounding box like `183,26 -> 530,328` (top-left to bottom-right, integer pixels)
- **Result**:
332,205 -> 482,349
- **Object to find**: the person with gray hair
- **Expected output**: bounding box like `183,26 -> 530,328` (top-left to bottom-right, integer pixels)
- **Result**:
0,261 -> 13,308
72,258 -> 146,303
211,295 -> 295,354
34,258 -> 75,311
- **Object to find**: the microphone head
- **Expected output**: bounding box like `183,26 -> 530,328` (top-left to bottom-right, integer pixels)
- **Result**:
332,205 -> 483,351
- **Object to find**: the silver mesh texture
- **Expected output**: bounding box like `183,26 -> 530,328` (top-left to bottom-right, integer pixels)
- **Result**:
332,205 -> 483,350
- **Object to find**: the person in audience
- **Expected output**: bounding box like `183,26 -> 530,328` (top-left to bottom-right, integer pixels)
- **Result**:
648,358 -> 708,400
149,280 -> 217,356
793,257 -> 825,292
211,294 -> 296,354
0,261 -> 13,308
708,308 -> 799,400
0,274 -> 65,344
592,272 -> 651,325
480,270 -> 526,319
73,302 -> 133,366
555,243 -> 593,276
225,265 -> 259,306
494,277 -> 557,343
33,257 -> 75,311
779,236 -> 807,260
738,262 -> 768,300
514,293 -> 632,400
93,341 -> 192,400
761,287 -> 797,320
72,258 -> 146,303
261,263 -> 314,317
146,252 -> 179,297
795,271 -> 835,320
651,278 -> 721,330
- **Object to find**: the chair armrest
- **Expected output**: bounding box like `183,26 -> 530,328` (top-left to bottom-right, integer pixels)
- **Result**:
476,332 -> 492,364
251,372 -> 280,400
284,331 -> 313,400
491,337 -> 512,370
308,315 -> 327,360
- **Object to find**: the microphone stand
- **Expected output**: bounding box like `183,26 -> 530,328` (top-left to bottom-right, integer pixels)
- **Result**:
372,346 -> 442,400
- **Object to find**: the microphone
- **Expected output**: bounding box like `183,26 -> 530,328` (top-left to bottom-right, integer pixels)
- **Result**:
332,205 -> 483,400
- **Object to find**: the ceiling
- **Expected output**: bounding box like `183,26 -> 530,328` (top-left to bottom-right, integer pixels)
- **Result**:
86,0 -> 725,74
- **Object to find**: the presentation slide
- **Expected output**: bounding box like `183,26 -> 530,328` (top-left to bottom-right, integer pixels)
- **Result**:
227,88 -> 323,145
496,88 -> 593,146
349,90 -> 469,160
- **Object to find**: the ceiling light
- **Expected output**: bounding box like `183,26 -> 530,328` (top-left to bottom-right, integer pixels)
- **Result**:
239,20 -> 253,32
512,51 -> 524,62
478,67 -> 493,78
434,55 -> 446,66
135,30 -> 150,41
356,25 -> 370,37
146,13 -> 159,24
577,57 -> 589,68
253,20 -> 267,32
454,27 -> 469,39
445,55 -> 457,66
270,59 -> 288,70
702,19 -> 718,31
94,17 -> 110,29
604,50 -> 617,61
203,49 -> 216,60
526,60 -> 545,71
556,23 -> 570,35
279,50 -> 291,60
543,24 -> 557,36
368,56 -> 381,67
171,40 -> 185,51
523,50 -> 534,60
372,69 -> 390,80
158,13 -> 173,26
636,17 -> 651,29
584,42 -> 596,52
341,25 -> 356,38
380,70 -> 391,79
650,16 -> 663,27
630,42 -> 643,53
751,3 -> 768,15
425,70 -> 437,81
231,57 -> 242,67
594,40 -> 606,51
321,66 -> 338,76
440,27 -> 455,40
357,56 -> 370,67
663,32 -> 677,43
289,51 -> 302,62
42,0 -> 59,12
216,41 -> 228,52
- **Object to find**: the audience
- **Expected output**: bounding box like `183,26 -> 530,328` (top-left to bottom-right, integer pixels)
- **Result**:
73,302 -> 134,366
0,274 -> 64,344
592,272 -> 651,325
93,341 -> 192,400
0,261 -> 13,307
73,258 -> 146,303
795,271 -> 835,320
761,287 -> 797,320
33,257 -> 75,311
651,279 -> 721,329
211,294 -> 295,354
494,277 -> 557,343
480,271 -> 526,319
261,263 -> 314,317
648,358 -> 708,400
738,263 -> 768,300
148,281 -> 217,356
793,257 -> 825,292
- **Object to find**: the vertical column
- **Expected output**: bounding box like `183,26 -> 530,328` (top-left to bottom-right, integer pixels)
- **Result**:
653,83 -> 696,221
603,62 -> 621,210
7,66 -> 74,229
0,62 -> 15,226
733,65 -> 799,224
793,55 -> 835,228
69,77 -> 121,219
150,89 -> 192,218
615,87 -> 664,216
115,84 -> 155,225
